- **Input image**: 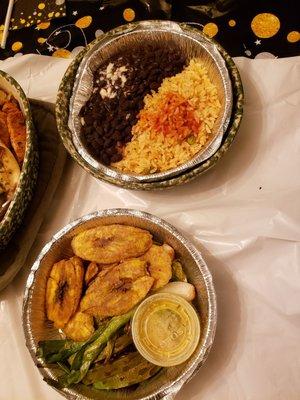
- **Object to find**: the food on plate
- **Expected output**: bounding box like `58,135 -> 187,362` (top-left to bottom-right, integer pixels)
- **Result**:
83,351 -> 161,389
156,281 -> 196,302
171,259 -> 188,282
38,224 -> 199,390
81,258 -> 154,317
0,142 -> 20,201
85,262 -> 100,285
1,94 -> 26,165
6,104 -> 27,164
113,59 -> 221,174
132,293 -> 200,367
63,311 -> 95,342
80,43 -> 186,167
0,88 -> 27,221
141,243 -> 174,290
0,111 -> 10,147
71,224 -> 153,264
79,43 -> 221,174
46,256 -> 84,329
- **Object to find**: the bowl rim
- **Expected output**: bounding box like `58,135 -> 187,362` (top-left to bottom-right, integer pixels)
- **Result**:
0,70 -> 37,232
56,21 -> 243,190
23,208 -> 217,400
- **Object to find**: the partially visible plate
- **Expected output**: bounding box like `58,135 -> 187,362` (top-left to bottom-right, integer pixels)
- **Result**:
0,101 -> 66,291
0,71 -> 38,249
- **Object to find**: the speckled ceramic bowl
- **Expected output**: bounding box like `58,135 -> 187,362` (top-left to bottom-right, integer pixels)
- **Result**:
56,21 -> 243,190
0,71 -> 38,250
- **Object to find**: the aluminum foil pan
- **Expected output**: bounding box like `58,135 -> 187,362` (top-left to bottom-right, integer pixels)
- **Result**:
68,20 -> 232,183
23,209 -> 217,400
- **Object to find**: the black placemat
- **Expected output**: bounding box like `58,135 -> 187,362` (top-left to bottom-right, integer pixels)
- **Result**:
0,0 -> 299,60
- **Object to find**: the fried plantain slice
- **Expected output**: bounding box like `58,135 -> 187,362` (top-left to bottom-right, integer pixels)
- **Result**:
83,276 -> 154,318
141,244 -> 174,290
85,258 -> 147,295
63,311 -> 95,342
85,262 -> 100,286
71,224 -> 152,264
46,256 -> 84,329
81,259 -> 154,317
85,262 -> 118,286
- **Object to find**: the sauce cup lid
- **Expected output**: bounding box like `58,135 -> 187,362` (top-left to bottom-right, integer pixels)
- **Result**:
132,293 -> 201,367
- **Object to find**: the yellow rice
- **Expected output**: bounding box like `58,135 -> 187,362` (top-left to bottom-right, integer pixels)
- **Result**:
112,58 -> 221,174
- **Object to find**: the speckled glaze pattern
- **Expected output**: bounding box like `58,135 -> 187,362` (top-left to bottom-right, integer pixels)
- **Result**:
56,21 -> 244,191
0,71 -> 39,250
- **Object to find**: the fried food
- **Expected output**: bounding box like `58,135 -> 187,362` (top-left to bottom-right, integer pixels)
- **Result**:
2,100 -> 18,113
0,111 -> 10,147
85,262 -> 118,285
46,256 -> 84,329
6,108 -> 26,164
63,311 -> 95,342
142,244 -> 174,290
71,224 -> 152,264
0,90 -> 7,106
81,259 -> 154,317
0,142 -> 20,198
85,262 -> 100,285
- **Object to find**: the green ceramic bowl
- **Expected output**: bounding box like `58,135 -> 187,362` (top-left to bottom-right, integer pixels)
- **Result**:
0,71 -> 39,250
56,21 -> 243,190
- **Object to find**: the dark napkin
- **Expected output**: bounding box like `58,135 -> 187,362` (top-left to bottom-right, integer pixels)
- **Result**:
0,0 -> 66,30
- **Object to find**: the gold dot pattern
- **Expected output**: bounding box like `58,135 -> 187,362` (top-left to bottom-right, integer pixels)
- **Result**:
287,31 -> 300,43
75,16 -> 93,29
203,22 -> 218,38
11,41 -> 23,52
8,1 -> 66,30
36,22 -> 50,30
123,8 -> 135,22
1,3 -> 298,61
251,13 -> 280,38
37,37 -> 46,44
52,48 -> 71,58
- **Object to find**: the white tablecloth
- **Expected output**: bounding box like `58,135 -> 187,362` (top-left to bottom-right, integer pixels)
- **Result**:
0,54 -> 299,400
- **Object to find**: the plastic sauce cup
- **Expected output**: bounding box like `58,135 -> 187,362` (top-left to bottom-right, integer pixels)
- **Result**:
132,293 -> 201,367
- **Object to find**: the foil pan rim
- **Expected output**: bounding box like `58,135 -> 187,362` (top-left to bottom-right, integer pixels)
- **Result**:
68,20 -> 232,183
23,209 -> 217,400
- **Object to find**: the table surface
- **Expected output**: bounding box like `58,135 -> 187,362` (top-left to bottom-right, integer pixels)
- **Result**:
0,54 -> 299,400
